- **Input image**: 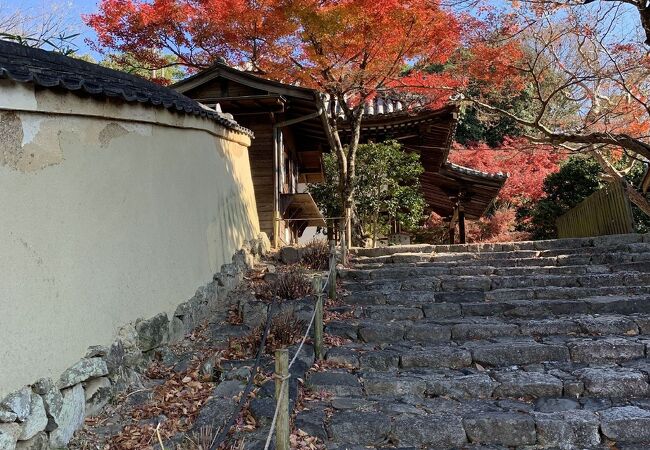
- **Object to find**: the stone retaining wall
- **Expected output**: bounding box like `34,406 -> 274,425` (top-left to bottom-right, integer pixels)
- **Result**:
0,234 -> 270,450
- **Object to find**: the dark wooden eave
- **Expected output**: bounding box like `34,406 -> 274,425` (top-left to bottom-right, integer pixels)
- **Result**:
280,193 -> 326,227
424,163 -> 506,220
197,95 -> 287,115
173,63 -> 316,100
345,104 -> 507,220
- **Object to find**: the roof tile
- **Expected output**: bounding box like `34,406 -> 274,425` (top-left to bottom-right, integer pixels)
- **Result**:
0,40 -> 252,136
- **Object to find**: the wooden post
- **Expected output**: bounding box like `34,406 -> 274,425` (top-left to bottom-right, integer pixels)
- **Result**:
311,275 -> 324,360
458,206 -> 466,245
272,127 -> 281,249
274,349 -> 290,450
328,240 -> 337,301
448,206 -> 459,245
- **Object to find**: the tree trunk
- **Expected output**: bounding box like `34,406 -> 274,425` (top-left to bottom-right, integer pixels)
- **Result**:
344,202 -> 353,249
593,150 -> 650,217
372,210 -> 379,248
316,93 -> 364,251
626,184 -> 650,217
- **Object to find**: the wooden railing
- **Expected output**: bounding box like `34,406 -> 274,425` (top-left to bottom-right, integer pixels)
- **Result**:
556,181 -> 635,238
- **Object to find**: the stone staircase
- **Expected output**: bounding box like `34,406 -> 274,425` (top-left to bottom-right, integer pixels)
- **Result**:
296,234 -> 650,449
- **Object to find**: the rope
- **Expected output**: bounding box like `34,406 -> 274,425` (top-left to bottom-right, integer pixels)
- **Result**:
213,245 -> 338,450
263,375 -> 289,450
263,259 -> 336,449
209,302 -> 275,450
263,294 -> 320,450
263,377 -> 288,450
289,297 -> 318,369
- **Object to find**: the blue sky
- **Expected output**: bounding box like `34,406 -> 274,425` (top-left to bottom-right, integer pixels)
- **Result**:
12,0 -> 100,55
9,0 -> 645,60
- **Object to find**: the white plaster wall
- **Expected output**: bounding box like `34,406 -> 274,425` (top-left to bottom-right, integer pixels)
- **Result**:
0,82 -> 259,396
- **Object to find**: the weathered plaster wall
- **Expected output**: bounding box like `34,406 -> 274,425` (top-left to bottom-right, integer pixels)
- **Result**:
0,81 -> 260,396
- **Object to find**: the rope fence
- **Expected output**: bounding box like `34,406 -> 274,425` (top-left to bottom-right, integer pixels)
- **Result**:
210,241 -> 339,450
263,244 -> 337,450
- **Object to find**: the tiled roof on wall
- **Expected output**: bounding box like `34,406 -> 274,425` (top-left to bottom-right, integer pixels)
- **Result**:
0,40 -> 253,136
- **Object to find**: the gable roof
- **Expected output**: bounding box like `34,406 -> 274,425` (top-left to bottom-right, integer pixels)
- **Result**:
174,64 -> 507,218
0,40 -> 252,136
173,62 -> 329,145
172,62 -> 318,101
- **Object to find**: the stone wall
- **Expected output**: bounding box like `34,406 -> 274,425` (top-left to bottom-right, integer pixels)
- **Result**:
0,235 -> 270,449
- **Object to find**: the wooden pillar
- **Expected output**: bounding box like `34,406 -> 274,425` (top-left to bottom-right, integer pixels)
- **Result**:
272,127 -> 281,249
448,206 -> 459,245
340,218 -> 348,266
311,276 -> 324,360
458,206 -> 466,244
328,240 -> 337,301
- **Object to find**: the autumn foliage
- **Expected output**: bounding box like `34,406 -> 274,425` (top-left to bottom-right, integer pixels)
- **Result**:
423,206 -> 530,244
84,0 -> 527,113
86,0 -> 466,94
448,138 -> 567,205
85,0 -> 526,246
416,138 -> 567,244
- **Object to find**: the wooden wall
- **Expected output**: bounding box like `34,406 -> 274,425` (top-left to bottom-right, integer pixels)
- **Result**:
239,119 -> 275,238
182,77 -> 309,244
557,182 -> 635,238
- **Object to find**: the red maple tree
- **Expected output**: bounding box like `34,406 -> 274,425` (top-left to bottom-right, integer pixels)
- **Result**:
449,138 -> 567,205
85,0 -> 521,245
432,138 -> 567,243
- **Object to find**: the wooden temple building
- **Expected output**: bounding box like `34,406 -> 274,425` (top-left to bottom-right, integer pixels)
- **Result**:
173,65 -> 507,245
173,63 -> 328,247
351,103 -> 507,244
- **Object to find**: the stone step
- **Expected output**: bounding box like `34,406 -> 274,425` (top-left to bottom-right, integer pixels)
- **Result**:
341,293 -> 650,320
344,284 -> 650,310
353,250 -> 650,271
320,336 -> 649,372
341,260 -> 650,281
293,235 -> 650,449
352,233 -> 649,258
308,368 -> 553,402
460,295 -> 650,319
433,243 -> 650,262
343,271 -> 650,295
326,314 -> 649,345
331,364 -> 650,402
353,244 -> 650,266
297,385 -> 650,448
303,354 -> 650,448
